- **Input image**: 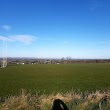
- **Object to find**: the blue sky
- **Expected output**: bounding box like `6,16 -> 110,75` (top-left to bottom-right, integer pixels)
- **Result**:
0,0 -> 110,58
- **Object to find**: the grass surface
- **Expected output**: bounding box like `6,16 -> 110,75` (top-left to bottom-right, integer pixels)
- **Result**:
0,63 -> 110,96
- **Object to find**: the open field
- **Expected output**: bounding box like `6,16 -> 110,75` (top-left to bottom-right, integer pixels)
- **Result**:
0,63 -> 110,97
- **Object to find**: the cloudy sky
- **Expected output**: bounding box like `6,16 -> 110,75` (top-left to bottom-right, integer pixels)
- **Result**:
0,0 -> 110,58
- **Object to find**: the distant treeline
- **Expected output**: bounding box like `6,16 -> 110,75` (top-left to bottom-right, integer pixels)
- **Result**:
1,58 -> 110,64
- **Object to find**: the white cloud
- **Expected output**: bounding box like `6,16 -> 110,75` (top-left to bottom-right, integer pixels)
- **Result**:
2,25 -> 11,30
0,36 -> 13,41
0,35 -> 37,45
9,35 -> 37,45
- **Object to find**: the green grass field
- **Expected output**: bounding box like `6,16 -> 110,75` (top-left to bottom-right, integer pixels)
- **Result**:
0,63 -> 110,96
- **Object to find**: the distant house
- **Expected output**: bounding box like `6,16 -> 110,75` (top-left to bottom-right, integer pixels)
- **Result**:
21,62 -> 25,65
44,60 -> 51,64
56,62 -> 60,64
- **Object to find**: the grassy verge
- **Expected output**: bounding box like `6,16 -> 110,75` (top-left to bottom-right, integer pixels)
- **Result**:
0,89 -> 110,110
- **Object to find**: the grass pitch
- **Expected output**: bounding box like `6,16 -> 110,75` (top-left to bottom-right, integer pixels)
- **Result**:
0,63 -> 110,96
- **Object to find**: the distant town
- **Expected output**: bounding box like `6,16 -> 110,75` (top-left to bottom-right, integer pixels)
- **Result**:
0,57 -> 110,65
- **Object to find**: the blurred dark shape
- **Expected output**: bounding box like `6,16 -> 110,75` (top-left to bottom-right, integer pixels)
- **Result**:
51,99 -> 69,110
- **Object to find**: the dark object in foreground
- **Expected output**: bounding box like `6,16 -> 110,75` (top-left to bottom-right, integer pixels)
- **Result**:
51,99 -> 69,110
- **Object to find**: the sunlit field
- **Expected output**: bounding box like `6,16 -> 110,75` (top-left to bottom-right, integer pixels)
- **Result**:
0,63 -> 110,97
